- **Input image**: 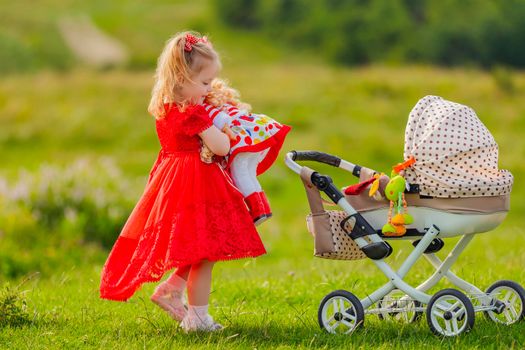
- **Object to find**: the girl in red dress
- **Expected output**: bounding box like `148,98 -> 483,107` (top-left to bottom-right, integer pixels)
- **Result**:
99,31 -> 266,332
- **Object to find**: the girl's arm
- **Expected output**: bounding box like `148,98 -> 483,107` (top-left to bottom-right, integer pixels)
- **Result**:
199,126 -> 230,156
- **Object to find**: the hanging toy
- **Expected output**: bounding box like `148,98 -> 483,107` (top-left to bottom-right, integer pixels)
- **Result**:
372,156 -> 416,237
367,173 -> 388,201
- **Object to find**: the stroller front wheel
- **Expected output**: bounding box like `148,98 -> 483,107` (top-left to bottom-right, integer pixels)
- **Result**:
426,288 -> 475,337
318,290 -> 364,334
484,280 -> 525,325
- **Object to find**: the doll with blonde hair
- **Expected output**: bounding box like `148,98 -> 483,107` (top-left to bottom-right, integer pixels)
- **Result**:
99,31 -> 266,332
201,79 -> 291,225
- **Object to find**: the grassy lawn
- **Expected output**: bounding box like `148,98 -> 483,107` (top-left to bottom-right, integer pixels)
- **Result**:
0,232 -> 524,349
1,0 -> 525,348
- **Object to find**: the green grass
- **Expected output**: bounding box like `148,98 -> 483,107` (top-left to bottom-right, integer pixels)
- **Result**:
0,236 -> 524,349
1,0 -> 525,348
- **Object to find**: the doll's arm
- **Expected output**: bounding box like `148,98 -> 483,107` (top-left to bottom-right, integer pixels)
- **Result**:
223,103 -> 249,119
212,112 -> 236,140
203,103 -> 236,140
212,111 -> 230,130
203,104 -> 230,129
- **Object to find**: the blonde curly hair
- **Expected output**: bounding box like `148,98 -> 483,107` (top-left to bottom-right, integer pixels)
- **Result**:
148,31 -> 220,118
205,78 -> 251,112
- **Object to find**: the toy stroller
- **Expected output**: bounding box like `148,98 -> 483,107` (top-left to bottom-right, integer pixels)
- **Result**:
285,95 -> 524,337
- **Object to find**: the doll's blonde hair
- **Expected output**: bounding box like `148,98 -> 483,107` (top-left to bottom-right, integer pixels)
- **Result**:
148,31 -> 220,118
205,78 -> 252,112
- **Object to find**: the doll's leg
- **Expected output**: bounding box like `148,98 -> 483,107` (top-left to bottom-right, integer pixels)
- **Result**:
181,260 -> 223,332
254,150 -> 272,214
151,265 -> 190,321
230,153 -> 261,197
230,151 -> 272,225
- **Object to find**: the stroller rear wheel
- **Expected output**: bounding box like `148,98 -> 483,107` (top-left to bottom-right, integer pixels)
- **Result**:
426,288 -> 475,337
377,289 -> 422,323
484,280 -> 525,325
318,290 -> 364,334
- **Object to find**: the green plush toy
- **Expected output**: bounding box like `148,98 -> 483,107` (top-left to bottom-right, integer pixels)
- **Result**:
379,157 -> 416,237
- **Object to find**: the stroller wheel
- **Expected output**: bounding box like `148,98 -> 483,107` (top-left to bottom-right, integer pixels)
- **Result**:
426,288 -> 475,337
377,289 -> 422,323
318,290 -> 364,334
484,280 -> 525,325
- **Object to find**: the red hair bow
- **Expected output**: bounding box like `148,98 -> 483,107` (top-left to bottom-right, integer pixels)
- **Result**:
184,34 -> 208,52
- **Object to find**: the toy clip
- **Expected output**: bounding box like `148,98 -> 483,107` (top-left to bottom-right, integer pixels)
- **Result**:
368,173 -> 383,197
393,156 -> 416,174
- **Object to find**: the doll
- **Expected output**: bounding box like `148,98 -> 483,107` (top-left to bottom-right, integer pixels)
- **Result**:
201,79 -> 291,225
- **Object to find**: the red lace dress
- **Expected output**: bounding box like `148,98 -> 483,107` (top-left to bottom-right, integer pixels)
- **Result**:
99,104 -> 266,302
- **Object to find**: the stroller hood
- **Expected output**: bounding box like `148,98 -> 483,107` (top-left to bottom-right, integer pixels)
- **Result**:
403,95 -> 513,198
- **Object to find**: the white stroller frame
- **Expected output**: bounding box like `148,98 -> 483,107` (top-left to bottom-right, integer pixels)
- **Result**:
285,150 -> 525,337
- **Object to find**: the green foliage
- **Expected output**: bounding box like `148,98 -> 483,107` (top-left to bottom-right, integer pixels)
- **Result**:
214,0 -> 525,68
0,284 -> 31,328
0,251 -> 34,280
491,66 -> 516,94
0,158 -> 139,249
0,0 -> 209,74
213,0 -> 260,28
0,32 -> 36,74
0,18 -> 74,75
4,0 -> 525,74
0,158 -> 136,278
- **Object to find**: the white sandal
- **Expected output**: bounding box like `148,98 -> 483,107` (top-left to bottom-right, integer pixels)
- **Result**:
180,314 -> 223,332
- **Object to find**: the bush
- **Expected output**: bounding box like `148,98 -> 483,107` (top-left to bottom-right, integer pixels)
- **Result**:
0,33 -> 37,74
491,65 -> 516,95
0,283 -> 32,328
0,25 -> 73,75
0,158 -> 140,248
214,0 -> 261,28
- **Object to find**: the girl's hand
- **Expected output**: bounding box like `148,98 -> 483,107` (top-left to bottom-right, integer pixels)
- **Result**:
222,125 -> 237,141
199,126 -> 230,156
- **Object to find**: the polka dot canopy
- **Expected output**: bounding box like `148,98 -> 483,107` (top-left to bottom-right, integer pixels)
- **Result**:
403,95 -> 513,198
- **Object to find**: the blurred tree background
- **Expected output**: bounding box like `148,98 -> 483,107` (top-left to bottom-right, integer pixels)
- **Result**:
2,0 -> 525,76
214,0 -> 525,68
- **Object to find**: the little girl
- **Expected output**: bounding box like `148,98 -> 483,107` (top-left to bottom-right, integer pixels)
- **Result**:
202,79 -> 290,225
99,31 -> 266,332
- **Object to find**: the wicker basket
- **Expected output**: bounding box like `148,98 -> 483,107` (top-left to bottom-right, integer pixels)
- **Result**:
306,210 -> 366,260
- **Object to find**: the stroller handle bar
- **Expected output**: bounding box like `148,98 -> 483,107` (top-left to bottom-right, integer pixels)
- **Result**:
285,150 -> 362,178
290,150 -> 341,167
